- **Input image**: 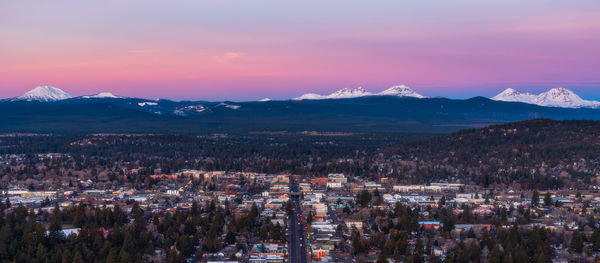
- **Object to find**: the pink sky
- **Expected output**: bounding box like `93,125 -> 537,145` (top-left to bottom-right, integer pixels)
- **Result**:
1,0 -> 599,101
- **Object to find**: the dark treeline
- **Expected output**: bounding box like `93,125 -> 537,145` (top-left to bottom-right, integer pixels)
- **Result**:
0,198 -> 271,263
2,119 -> 600,189
0,132 -> 426,177
443,226 -> 553,263
382,119 -> 600,189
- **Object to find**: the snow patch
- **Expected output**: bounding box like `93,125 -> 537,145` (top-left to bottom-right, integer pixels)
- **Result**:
82,92 -> 122,99
217,102 -> 241,109
174,105 -> 206,115
138,102 -> 158,107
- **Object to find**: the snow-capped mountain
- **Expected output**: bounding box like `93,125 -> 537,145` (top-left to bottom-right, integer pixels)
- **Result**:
378,85 -> 426,98
327,87 -> 372,99
534,87 -> 600,108
293,85 -> 425,100
82,92 -> 122,99
492,87 -> 600,108
293,93 -> 324,100
293,87 -> 370,100
13,86 -> 75,102
7,85 -> 598,110
491,88 -> 536,104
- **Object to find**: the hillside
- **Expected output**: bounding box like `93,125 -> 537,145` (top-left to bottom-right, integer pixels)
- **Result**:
383,119 -> 600,189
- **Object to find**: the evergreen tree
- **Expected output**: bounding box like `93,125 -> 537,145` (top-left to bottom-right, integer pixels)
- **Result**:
543,192 -> 552,207
592,228 -> 600,251
531,190 -> 540,207
570,230 -> 584,253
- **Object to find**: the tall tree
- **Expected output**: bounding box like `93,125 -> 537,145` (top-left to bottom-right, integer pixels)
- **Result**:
531,190 -> 540,207
570,230 -> 584,253
543,192 -> 552,207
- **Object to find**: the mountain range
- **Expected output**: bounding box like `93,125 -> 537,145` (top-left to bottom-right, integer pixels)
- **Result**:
1,85 -> 600,134
292,85 -> 426,100
1,85 -> 599,134
491,87 -> 600,108
4,85 -> 599,109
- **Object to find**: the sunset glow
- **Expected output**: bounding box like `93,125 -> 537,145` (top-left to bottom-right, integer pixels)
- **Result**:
1,0 -> 599,100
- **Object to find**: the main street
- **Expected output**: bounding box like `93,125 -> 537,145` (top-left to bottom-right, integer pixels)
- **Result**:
289,178 -> 308,263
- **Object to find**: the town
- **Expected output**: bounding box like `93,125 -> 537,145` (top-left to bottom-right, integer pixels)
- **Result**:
3,0 -> 599,261
3,166 -> 600,263
1,120 -> 600,263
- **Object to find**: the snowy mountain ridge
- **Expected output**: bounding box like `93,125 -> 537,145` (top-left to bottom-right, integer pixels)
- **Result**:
492,87 -> 600,108
293,85 -> 426,100
6,85 -> 600,109
11,86 -> 123,102
378,85 -> 427,98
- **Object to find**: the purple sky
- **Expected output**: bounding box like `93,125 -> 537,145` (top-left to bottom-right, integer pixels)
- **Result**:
1,0 -> 599,101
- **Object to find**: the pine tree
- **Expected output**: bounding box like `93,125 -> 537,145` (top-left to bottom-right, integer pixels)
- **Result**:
531,190 -> 540,207
544,192 -> 552,207
72,251 -> 84,263
225,230 -> 236,244
376,252 -> 387,263
106,248 -> 119,263
592,228 -> 600,251
61,249 -> 72,263
570,230 -> 584,253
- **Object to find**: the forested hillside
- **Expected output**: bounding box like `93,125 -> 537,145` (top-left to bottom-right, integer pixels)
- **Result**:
383,119 -> 600,188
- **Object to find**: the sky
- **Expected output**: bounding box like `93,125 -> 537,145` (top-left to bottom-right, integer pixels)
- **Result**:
1,0 -> 599,101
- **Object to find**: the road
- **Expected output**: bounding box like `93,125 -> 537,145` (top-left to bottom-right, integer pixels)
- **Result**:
289,178 -> 308,263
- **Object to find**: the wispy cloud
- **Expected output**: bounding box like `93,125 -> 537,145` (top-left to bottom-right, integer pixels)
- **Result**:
213,51 -> 245,64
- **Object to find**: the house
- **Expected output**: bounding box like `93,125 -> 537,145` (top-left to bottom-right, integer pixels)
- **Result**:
419,221 -> 441,229
393,185 -> 442,193
345,220 -> 364,230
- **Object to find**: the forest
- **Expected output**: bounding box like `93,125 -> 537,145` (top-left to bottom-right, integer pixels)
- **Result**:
0,198 -> 282,263
1,119 -> 599,189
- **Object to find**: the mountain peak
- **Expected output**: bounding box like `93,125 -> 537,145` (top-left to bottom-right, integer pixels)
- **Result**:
14,86 -> 75,102
534,87 -> 596,108
327,87 -> 371,99
83,92 -> 122,99
546,87 -> 573,95
293,93 -> 324,100
378,85 -> 426,98
492,87 -> 599,108
497,88 -> 519,95
491,88 -> 535,103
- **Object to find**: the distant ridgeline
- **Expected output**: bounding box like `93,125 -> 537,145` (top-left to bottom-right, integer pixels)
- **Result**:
1,95 -> 600,134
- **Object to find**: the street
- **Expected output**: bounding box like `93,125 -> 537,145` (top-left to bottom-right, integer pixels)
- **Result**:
289,178 -> 308,263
